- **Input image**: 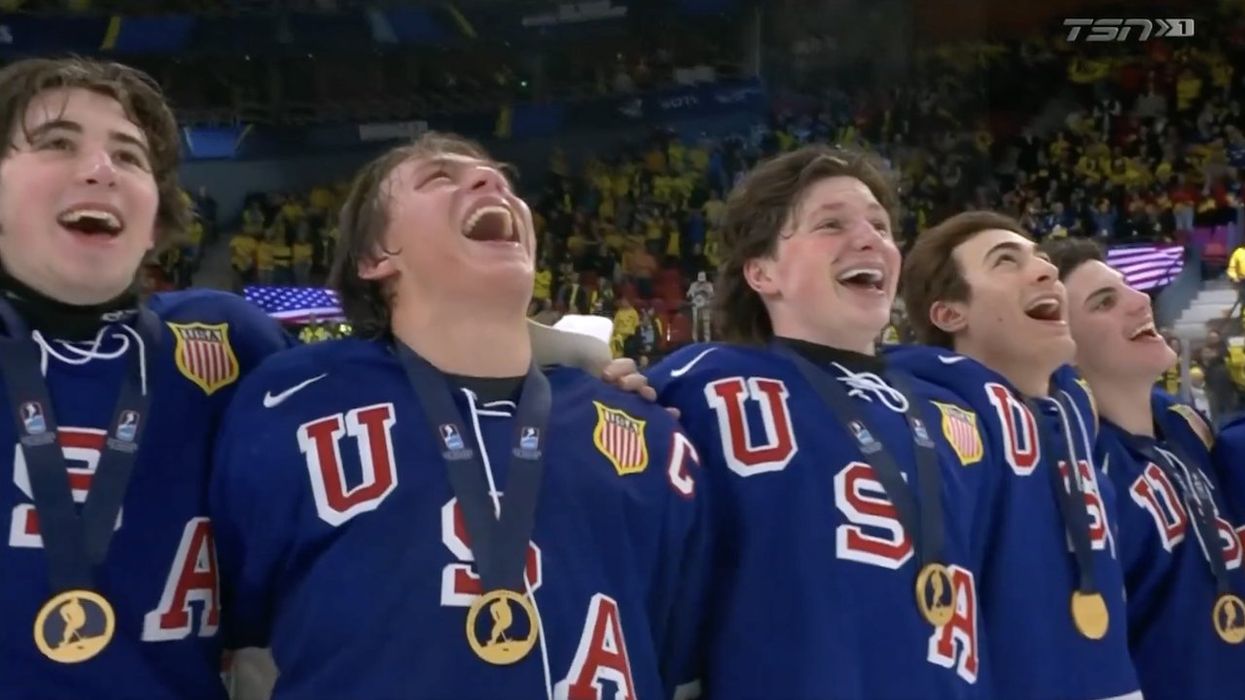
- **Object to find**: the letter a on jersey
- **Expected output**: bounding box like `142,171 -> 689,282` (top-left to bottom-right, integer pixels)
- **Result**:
931,402 -> 983,466
592,402 -> 648,476
167,322 -> 240,395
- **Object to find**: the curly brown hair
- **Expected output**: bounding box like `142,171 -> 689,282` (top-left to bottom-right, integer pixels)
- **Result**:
0,57 -> 189,250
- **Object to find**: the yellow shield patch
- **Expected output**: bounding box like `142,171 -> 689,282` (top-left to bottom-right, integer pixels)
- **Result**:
932,401 -> 983,466
167,322 -> 240,395
1170,404 -> 1215,451
592,401 -> 648,476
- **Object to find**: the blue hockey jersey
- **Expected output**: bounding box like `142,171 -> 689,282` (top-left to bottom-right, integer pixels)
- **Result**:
649,342 -> 985,700
1096,391 -> 1245,700
210,338 -> 706,700
887,345 -> 1140,700
1213,412 -> 1245,542
0,289 -> 292,700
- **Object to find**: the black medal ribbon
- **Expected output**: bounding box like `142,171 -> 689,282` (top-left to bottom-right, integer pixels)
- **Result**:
773,343 -> 945,570
396,342 -> 551,594
1127,430 -> 1233,596
0,298 -> 159,594
1027,394 -> 1098,597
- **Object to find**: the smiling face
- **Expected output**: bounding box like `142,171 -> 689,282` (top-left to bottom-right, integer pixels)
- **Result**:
935,228 -> 1075,373
744,175 -> 900,353
0,87 -> 158,304
1064,259 -> 1173,382
358,149 -> 536,311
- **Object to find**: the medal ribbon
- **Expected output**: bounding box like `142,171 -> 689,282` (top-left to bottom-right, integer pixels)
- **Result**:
0,299 -> 159,594
396,342 -> 551,594
774,344 -> 945,570
1026,394 -> 1099,598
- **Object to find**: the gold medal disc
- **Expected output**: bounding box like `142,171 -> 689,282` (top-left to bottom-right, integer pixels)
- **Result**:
466,589 -> 539,665
34,590 -> 115,664
915,563 -> 955,627
1213,593 -> 1245,644
1070,591 -> 1109,640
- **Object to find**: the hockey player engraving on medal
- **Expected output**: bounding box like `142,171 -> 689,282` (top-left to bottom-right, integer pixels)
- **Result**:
33,590 -> 116,663
0,300 -> 159,663
398,341 -> 551,665
1213,594 -> 1245,644
775,344 -> 954,628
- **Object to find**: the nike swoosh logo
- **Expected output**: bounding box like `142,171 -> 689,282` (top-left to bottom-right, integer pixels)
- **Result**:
669,348 -> 718,378
938,355 -> 969,364
263,374 -> 328,408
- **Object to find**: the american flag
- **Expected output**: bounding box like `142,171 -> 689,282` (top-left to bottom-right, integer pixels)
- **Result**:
1105,244 -> 1185,292
244,286 -> 344,324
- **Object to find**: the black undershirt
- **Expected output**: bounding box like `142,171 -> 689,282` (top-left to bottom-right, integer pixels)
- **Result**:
775,336 -> 886,374
448,374 -> 526,404
0,265 -> 138,341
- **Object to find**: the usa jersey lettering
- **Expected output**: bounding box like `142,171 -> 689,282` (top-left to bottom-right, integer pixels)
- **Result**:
652,342 -> 982,699
211,338 -> 705,700
0,289 -> 293,700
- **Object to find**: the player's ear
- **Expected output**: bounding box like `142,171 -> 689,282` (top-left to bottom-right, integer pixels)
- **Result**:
358,250 -> 398,282
929,299 -> 968,336
743,256 -> 779,297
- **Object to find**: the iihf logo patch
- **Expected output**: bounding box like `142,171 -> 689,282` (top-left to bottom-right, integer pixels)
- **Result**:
849,420 -> 881,454
912,417 -> 934,447
513,426 -> 542,460
441,424 -> 465,451
115,411 -> 139,443
20,402 -> 46,436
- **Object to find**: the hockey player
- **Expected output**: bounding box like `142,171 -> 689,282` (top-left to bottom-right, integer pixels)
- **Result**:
649,145 -> 985,699
1216,414 -> 1245,536
0,58 -> 292,699
892,211 -> 1141,699
1040,236 -> 1245,700
0,58 -> 639,700
210,132 -> 706,699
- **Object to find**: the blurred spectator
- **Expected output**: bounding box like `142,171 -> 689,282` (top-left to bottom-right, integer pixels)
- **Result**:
687,271 -> 714,341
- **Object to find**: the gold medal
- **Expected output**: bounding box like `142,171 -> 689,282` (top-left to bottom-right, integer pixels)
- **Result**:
915,563 -> 955,627
1213,593 -> 1245,644
1070,591 -> 1109,640
34,590 -> 115,664
465,589 -> 539,665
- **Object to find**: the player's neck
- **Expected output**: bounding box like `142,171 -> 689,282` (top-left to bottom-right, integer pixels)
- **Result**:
390,300 -> 531,378
0,265 -> 138,341
955,340 -> 1053,398
770,319 -> 876,356
1080,369 -> 1156,437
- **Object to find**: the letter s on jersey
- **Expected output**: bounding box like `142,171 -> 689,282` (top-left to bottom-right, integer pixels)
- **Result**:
834,461 -> 913,569
9,428 -> 121,548
704,377 -> 798,477
297,403 -> 399,527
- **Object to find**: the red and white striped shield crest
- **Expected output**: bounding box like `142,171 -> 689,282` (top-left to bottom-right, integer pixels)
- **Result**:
167,322 -> 240,395
932,401 -> 983,466
592,401 -> 649,476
